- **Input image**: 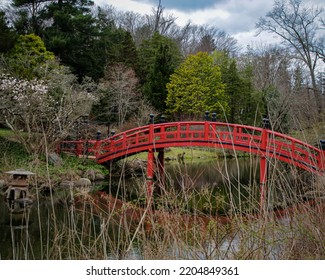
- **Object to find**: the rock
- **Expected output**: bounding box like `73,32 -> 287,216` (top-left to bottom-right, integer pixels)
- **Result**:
83,169 -> 106,181
62,170 -> 79,181
75,178 -> 92,188
112,160 -> 146,178
83,169 -> 96,181
95,173 -> 105,181
59,181 -> 74,188
48,152 -> 63,166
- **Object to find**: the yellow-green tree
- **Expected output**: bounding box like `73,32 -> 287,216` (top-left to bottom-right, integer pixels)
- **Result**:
166,52 -> 228,119
7,33 -> 55,79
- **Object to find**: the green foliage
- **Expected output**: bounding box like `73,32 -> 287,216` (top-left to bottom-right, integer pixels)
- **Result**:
104,29 -> 138,68
166,52 -> 228,119
7,33 -> 54,79
42,0 -> 100,80
138,32 -> 182,111
0,12 -> 17,53
11,0 -> 49,34
212,51 -> 258,124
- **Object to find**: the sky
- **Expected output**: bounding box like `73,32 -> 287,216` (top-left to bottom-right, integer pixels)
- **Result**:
95,0 -> 325,50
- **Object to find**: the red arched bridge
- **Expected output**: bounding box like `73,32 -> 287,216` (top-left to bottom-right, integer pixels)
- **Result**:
58,121 -> 325,208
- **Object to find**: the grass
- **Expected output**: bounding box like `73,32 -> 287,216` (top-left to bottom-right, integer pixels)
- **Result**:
0,131 -> 31,170
128,146 -> 248,164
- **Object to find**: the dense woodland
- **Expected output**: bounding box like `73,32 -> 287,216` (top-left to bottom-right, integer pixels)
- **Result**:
0,0 -> 324,155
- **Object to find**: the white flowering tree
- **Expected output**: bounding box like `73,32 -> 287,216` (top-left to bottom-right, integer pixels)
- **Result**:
0,69 -> 97,155
0,33 -> 98,155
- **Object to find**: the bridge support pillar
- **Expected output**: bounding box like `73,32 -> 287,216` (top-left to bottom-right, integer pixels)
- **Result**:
260,155 -> 267,213
157,149 -> 165,193
146,149 -> 155,206
259,128 -> 268,213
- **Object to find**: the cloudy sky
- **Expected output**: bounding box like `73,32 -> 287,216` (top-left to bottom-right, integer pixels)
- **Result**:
95,0 -> 324,49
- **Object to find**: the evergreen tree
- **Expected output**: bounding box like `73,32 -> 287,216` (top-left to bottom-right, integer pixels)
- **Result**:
11,0 -> 51,35
0,11 -> 17,53
138,32 -> 182,111
41,0 -> 100,80
212,51 -> 256,124
97,27 -> 138,72
7,33 -> 55,79
166,52 -> 228,119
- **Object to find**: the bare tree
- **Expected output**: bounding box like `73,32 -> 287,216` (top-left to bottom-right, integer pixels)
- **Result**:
317,17 -> 325,62
98,64 -> 140,129
152,0 -> 171,33
247,45 -> 294,131
176,23 -> 239,56
256,0 -> 325,115
113,0 -> 178,47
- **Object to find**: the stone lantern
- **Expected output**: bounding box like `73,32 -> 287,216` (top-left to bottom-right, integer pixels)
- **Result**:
5,169 -> 35,201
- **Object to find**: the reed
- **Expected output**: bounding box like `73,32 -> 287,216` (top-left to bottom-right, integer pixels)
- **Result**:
1,126 -> 325,260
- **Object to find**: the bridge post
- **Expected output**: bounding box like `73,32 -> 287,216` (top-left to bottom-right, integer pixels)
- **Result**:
260,128 -> 268,213
157,149 -> 165,191
319,140 -> 325,171
146,149 -> 155,206
76,140 -> 83,156
260,155 -> 267,211
204,111 -> 211,140
146,116 -> 155,207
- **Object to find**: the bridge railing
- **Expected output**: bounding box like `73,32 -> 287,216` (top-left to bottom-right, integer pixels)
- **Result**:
58,121 -> 325,173
266,130 -> 321,172
57,139 -> 102,159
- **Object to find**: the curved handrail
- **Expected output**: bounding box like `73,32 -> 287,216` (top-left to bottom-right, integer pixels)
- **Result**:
58,121 -> 325,173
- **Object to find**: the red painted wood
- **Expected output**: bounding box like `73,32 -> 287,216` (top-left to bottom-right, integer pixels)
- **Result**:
157,149 -> 165,188
59,121 -> 325,173
146,148 -> 154,205
259,128 -> 268,211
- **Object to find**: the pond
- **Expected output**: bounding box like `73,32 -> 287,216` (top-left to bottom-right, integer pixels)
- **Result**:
0,156 -> 305,260
106,156 -> 262,216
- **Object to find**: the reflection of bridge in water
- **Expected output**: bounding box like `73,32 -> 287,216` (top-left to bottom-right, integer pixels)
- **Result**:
58,121 -> 325,210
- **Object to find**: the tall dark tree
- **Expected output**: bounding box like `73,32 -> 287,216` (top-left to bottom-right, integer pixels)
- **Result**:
0,11 -> 17,53
212,51 -> 256,124
138,32 -> 182,111
41,0 -> 100,80
11,0 -> 51,35
101,29 -> 138,67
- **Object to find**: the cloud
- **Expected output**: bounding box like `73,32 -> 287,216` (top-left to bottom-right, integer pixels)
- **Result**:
104,0 -> 274,34
95,0 -> 324,49
135,0 -> 225,12
171,7 -> 231,26
234,30 -> 282,49
96,0 -> 153,14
